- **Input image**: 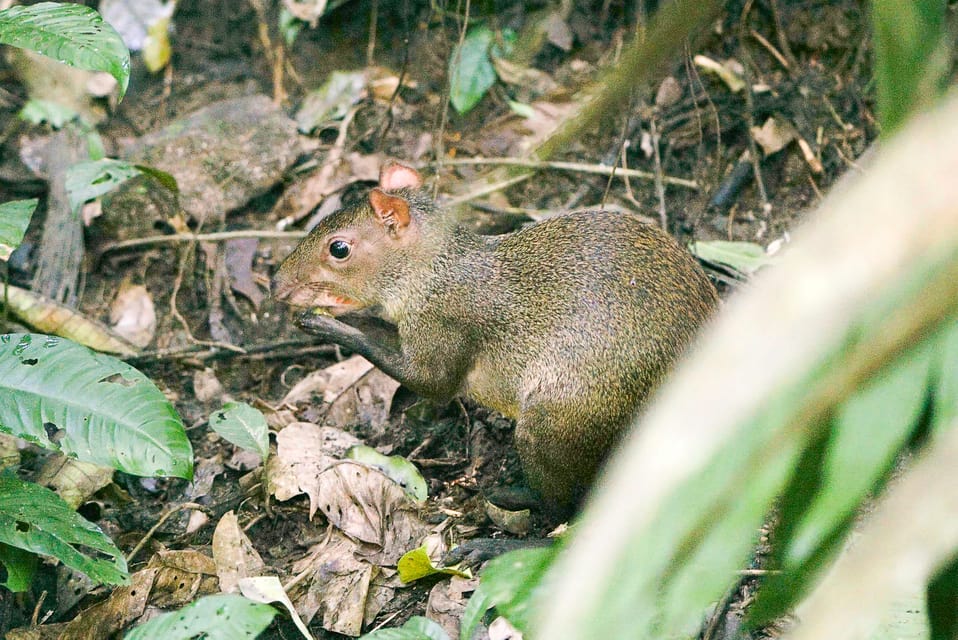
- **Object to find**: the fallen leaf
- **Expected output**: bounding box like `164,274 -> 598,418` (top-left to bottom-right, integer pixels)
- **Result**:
751,117 -> 799,155
36,457 -> 114,510
212,511 -> 267,593
289,530 -> 374,636
225,237 -> 265,308
427,575 -> 480,640
109,282 -> 156,348
267,422 -> 361,511
145,550 -> 218,608
239,575 -> 314,640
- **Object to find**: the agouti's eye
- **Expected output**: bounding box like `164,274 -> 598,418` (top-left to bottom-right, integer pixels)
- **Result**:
329,240 -> 350,260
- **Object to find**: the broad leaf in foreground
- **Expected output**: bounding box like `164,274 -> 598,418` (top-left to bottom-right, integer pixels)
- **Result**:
0,333 -> 193,478
0,2 -> 130,97
0,474 -> 127,585
124,594 -> 277,640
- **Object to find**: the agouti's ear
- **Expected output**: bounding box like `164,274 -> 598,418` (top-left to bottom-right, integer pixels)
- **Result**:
369,188 -> 411,233
379,162 -> 423,191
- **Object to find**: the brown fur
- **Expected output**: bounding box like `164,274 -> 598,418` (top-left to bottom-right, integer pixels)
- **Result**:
272,168 -> 718,507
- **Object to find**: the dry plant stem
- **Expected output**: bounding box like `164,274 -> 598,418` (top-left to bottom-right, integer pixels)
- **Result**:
99,230 -> 306,256
651,117 -> 668,229
433,0 -> 470,191
750,28 -> 791,71
537,88 -> 958,640
366,0 -> 378,67
738,3 -> 771,216
443,173 -> 532,208
30,590 -> 47,626
437,157 -> 698,189
126,502 -> 203,564
768,0 -> 798,70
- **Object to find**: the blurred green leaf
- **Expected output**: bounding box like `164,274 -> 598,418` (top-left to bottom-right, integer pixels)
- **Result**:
19,98 -> 79,127
361,616 -> 451,640
449,27 -> 514,114
476,546 -> 557,634
871,0 -> 949,131
0,199 -> 38,262
0,2 -> 130,98
65,158 -> 142,212
931,321 -> 958,436
124,594 -> 277,640
0,473 -> 128,585
209,402 -> 270,462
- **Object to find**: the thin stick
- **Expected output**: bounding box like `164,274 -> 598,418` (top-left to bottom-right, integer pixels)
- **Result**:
100,230 -> 306,255
435,157 -> 698,189
126,502 -> 203,564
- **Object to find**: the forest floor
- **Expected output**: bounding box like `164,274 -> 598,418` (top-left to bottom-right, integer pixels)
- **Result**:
0,0 -> 873,637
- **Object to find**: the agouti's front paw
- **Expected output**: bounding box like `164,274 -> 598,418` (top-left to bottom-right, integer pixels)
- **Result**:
295,310 -> 353,341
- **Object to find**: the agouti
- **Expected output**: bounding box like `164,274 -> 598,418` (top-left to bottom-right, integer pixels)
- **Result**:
271,162 -> 718,508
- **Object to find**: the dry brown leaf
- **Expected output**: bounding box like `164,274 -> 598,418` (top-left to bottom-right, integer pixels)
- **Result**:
751,117 -> 799,156
145,550 -> 219,608
225,237 -> 265,308
212,511 -> 267,593
55,568 -> 158,639
268,422 -> 361,511
109,282 -> 156,348
2,284 -> 137,356
282,354 -> 400,431
36,457 -> 113,510
427,575 -> 481,639
314,461 -> 429,565
272,152 -> 381,226
290,529 -> 375,636
0,433 -> 21,471
185,453 -> 225,500
192,367 -> 227,404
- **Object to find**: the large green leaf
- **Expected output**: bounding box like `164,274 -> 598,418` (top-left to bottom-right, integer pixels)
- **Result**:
0,474 -> 127,585
124,594 -> 277,640
448,27 -> 514,114
0,333 -> 193,479
931,321 -> 958,436
0,198 -> 38,261
0,2 -> 130,98
65,158 -> 142,213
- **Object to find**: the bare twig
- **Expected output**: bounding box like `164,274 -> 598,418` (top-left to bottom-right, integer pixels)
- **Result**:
436,157 -> 698,189
126,502 -> 204,564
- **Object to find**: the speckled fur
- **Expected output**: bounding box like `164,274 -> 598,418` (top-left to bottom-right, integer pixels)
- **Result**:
274,186 -> 718,506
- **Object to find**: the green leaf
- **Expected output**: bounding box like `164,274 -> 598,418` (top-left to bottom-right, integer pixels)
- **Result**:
361,616 -> 451,640
209,402 -> 269,462
0,473 -> 127,585
0,198 -> 38,262
397,545 -> 472,583
871,0 -> 949,132
65,158 -> 143,212
346,445 -> 428,502
460,581 -> 494,640
784,342 -> 933,565
0,541 -> 38,592
931,320 -> 958,436
449,26 -> 498,114
278,8 -> 304,47
124,593 -> 277,640
479,546 -> 557,633
0,2 -> 130,98
689,240 -> 775,276
19,98 -> 79,128
0,333 -> 193,479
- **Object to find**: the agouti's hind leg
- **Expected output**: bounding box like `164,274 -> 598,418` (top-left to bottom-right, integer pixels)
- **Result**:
514,403 -> 616,511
